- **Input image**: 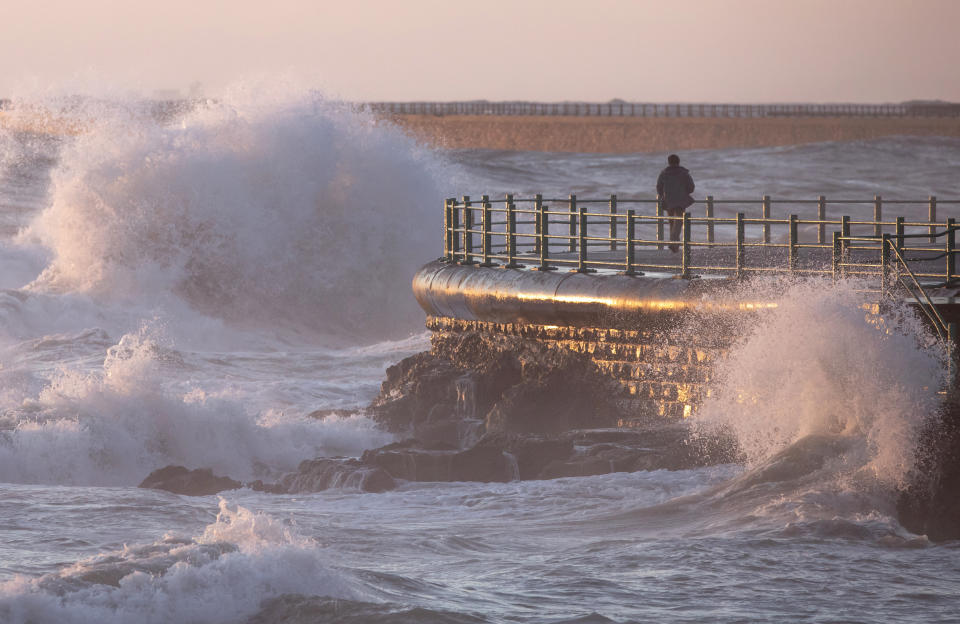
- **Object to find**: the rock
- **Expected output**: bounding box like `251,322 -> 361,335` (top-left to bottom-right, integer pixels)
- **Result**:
898,391 -> 960,541
306,408 -> 354,420
361,440 -> 515,483
368,329 -> 620,446
280,458 -> 397,493
139,466 -> 241,496
450,444 -> 515,482
474,433 -> 574,480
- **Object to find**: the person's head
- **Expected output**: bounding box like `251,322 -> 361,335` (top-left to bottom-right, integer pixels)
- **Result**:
667,154 -> 680,166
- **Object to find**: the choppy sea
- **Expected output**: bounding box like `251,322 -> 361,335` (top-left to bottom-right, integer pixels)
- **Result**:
0,92 -> 958,623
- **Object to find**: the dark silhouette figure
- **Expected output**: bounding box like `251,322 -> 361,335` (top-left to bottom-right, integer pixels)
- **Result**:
656,154 -> 695,252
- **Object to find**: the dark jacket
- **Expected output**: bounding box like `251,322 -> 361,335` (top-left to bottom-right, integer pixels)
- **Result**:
656,165 -> 695,210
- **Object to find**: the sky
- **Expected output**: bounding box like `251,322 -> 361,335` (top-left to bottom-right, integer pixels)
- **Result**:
2,0 -> 959,103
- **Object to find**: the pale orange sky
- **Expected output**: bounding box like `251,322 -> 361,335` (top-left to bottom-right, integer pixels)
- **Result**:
3,0 -> 958,102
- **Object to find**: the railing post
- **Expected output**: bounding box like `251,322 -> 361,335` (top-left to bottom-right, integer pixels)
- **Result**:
880,234 -> 891,297
681,212 -> 691,278
443,198 -> 452,261
789,214 -> 798,272
451,198 -> 461,261
462,195 -> 475,264
895,216 -> 904,252
568,194 -> 577,253
948,217 -> 956,281
817,195 -> 826,245
762,195 -> 771,244
832,231 -> 841,281
736,212 -> 745,278
623,209 -> 640,275
536,201 -> 555,271
874,195 -> 883,238
841,215 -> 851,257
929,195 -> 938,244
577,208 -> 594,273
705,195 -> 715,243
609,194 -> 618,251
656,196 -> 665,250
505,194 -> 521,268
533,194 -> 542,255
480,195 -> 494,266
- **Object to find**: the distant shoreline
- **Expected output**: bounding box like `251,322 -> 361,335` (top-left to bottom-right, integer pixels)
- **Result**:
388,114 -> 960,153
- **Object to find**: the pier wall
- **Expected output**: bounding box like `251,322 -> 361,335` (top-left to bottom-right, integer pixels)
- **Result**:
426,316 -> 721,421
413,260 -> 757,420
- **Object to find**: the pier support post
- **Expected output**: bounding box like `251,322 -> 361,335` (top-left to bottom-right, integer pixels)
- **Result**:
504,194 -> 523,269
622,209 -> 641,276
450,198 -> 461,261
569,194 -> 577,253
929,196 -> 938,244
880,234 -> 891,297
705,195 -> 715,243
736,212 -> 745,278
817,195 -> 826,245
947,218 -> 956,281
656,197 -> 665,250
532,194 -> 542,256
789,214 -> 798,272
832,231 -> 842,281
577,208 -> 594,273
874,195 -> 883,238
443,198 -> 453,261
479,195 -> 495,267
609,195 -> 618,251
841,215 -> 851,258
462,196 -> 475,265
535,200 -> 556,271
762,195 -> 771,244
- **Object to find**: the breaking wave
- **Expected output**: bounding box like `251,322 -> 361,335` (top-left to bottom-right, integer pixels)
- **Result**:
693,278 -> 945,490
17,89 -> 446,342
0,500 -> 359,624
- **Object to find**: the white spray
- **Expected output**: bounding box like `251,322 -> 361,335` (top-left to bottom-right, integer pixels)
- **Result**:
694,278 -> 944,489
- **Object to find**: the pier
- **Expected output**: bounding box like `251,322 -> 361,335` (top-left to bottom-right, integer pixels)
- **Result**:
414,195 -> 960,420
370,100 -> 960,118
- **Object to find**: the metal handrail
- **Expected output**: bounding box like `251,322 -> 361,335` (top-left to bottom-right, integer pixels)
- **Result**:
444,194 -> 958,282
886,239 -> 949,339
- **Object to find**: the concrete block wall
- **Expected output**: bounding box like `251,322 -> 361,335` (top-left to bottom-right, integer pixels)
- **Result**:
425,316 -> 725,424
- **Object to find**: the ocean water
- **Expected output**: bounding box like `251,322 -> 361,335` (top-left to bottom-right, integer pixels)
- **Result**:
0,92 -> 958,623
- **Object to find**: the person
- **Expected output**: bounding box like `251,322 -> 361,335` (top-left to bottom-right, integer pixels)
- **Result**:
656,154 -> 695,252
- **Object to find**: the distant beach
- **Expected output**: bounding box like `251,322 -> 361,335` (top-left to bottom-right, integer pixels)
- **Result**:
389,114 -> 960,153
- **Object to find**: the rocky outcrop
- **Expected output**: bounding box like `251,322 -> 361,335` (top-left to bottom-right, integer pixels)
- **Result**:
369,329 -> 623,446
275,458 -> 397,494
139,466 -> 241,496
898,391 -> 960,541
241,426 -> 734,495
146,325 -> 735,497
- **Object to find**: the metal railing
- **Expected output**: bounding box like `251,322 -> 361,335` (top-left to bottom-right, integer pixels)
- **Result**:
370,101 -> 960,118
442,194 -> 960,283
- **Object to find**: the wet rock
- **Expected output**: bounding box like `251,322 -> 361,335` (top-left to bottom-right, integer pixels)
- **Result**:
280,458 -> 397,493
306,408 -> 354,420
361,441 -> 515,483
898,391 -> 960,541
369,329 -> 620,446
139,466 -> 241,496
474,433 -> 574,480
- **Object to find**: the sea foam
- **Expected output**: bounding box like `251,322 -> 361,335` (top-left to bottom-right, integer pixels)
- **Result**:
18,89 -> 446,343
